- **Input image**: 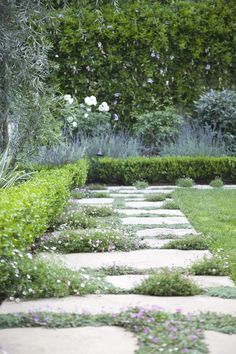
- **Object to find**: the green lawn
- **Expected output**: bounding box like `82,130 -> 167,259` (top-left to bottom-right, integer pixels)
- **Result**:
174,189 -> 236,283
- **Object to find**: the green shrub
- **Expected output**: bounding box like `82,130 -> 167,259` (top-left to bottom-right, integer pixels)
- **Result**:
190,257 -> 230,276
205,286 -> 236,299
134,180 -> 148,189
145,193 -> 166,202
176,177 -> 194,187
195,90 -> 236,141
88,156 -> 236,185
134,108 -> 183,148
37,228 -> 140,253
210,177 -> 224,188
134,270 -> 202,296
163,236 -> 209,250
49,0 -> 236,124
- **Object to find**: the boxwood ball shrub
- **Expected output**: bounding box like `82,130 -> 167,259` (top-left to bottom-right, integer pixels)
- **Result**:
48,0 -> 236,125
88,156 -> 236,185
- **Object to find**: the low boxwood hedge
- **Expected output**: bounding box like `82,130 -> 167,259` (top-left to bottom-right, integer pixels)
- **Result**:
88,157 -> 236,185
0,160 -> 89,298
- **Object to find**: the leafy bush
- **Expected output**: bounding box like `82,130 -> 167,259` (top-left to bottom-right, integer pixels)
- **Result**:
134,270 -> 202,296
160,123 -> 230,157
195,90 -> 236,142
88,156 -> 236,185
176,177 -> 194,187
145,193 -> 167,202
163,236 -> 209,250
133,108 -> 183,148
49,0 -> 236,124
210,177 -> 224,188
37,228 -> 141,253
134,180 -> 148,189
190,257 -> 230,276
205,286 -> 236,299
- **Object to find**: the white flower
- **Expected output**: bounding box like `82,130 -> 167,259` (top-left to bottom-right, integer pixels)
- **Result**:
26,253 -> 33,259
72,121 -> 78,128
84,95 -> 97,106
147,78 -> 154,84
64,94 -> 74,105
84,113 -> 89,118
67,116 -> 74,123
98,101 -> 109,112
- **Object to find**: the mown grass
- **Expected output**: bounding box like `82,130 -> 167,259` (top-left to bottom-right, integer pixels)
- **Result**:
174,189 -> 236,282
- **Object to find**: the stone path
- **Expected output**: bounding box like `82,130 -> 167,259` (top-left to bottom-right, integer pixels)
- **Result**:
1,184 -> 236,354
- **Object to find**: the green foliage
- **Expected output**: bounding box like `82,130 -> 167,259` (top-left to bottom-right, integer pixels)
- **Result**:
163,200 -> 180,209
37,228 -> 140,253
205,286 -> 236,299
145,193 -> 166,202
210,177 -> 224,188
163,236 -> 209,250
134,180 -> 148,189
190,257 -> 230,276
80,205 -> 114,217
134,270 -> 202,296
48,0 -> 236,124
87,183 -> 107,190
88,157 -> 236,185
134,109 -> 183,148
195,90 -> 236,142
176,177 -> 194,187
54,209 -> 97,230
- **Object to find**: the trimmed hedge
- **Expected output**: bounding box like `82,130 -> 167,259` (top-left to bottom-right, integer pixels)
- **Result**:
0,160 -> 89,258
49,0 -> 236,124
88,157 -> 236,185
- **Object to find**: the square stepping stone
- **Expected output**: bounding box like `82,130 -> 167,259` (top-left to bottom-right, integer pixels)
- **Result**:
1,294 -> 235,316
125,201 -> 166,208
116,209 -> 184,216
0,327 -> 138,354
189,275 -> 235,288
122,216 -> 190,225
125,198 -> 145,201
77,198 -> 114,205
59,249 -> 211,270
204,331 -> 236,354
136,228 -> 198,238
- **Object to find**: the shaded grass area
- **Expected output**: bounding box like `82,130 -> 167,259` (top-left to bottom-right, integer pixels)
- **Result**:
174,189 -> 236,282
0,310 -> 236,354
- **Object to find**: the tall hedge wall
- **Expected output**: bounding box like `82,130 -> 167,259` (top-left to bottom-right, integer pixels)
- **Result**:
49,0 -> 236,125
88,157 -> 236,184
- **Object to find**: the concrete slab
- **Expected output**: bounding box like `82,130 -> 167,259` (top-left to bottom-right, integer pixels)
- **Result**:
125,198 -> 145,201
59,249 -> 211,270
77,198 -> 114,205
137,228 -> 198,238
105,275 -> 235,291
204,331 -> 236,354
1,294 -> 235,315
107,187 -> 136,191
110,194 -> 144,198
116,209 -> 184,216
122,216 -> 189,225
147,186 -> 177,190
0,327 -> 138,354
125,201 -> 165,208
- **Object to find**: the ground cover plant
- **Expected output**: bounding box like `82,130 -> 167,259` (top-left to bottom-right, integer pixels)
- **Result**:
134,269 -> 202,296
163,200 -> 180,209
163,236 -> 209,250
174,189 -> 236,281
145,193 -> 167,202
189,257 -> 230,277
78,205 -> 115,217
134,181 -> 148,189
53,209 -> 97,230
176,178 -> 194,188
37,228 -> 141,253
205,287 -> 236,299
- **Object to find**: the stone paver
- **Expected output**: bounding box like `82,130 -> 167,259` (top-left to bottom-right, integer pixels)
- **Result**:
122,216 -> 189,225
1,294 -> 235,315
110,194 -> 144,198
116,209 -> 184,216
140,239 -> 171,248
137,228 -> 198,238
125,201 -> 166,208
105,275 -> 235,290
77,198 -> 114,205
0,327 -> 138,354
125,197 -> 145,201
59,249 -> 211,270
204,331 -> 236,354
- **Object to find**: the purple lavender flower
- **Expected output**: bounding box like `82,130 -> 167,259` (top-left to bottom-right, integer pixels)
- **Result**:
152,338 -> 159,344
143,327 -> 150,334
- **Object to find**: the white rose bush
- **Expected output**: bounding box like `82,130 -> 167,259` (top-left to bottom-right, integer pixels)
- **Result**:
62,94 -> 112,139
